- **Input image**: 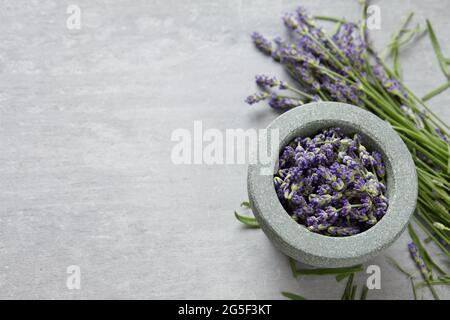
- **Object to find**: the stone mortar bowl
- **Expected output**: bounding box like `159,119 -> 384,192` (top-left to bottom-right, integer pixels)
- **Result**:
247,102 -> 418,267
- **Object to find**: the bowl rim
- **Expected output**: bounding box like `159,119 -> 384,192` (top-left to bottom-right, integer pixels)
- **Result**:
247,102 -> 418,267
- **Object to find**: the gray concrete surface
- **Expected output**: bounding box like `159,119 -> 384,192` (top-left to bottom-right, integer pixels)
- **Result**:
0,0 -> 449,299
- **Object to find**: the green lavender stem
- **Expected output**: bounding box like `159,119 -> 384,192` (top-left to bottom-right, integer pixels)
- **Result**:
422,81 -> 450,101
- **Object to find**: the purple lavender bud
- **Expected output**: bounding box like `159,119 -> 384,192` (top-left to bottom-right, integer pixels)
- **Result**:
331,178 -> 345,191
361,195 -> 373,210
342,155 -> 359,169
255,74 -> 277,87
340,199 -> 352,216
317,184 -> 331,195
282,14 -> 299,30
354,177 -> 366,192
295,153 -> 310,169
291,193 -> 306,206
268,95 -> 303,109
327,226 -> 360,236
325,206 -> 338,224
320,144 -> 335,161
311,81 -> 321,91
376,162 -> 386,179
366,213 -> 378,226
255,75 -> 288,90
408,242 -> 431,279
309,194 -> 332,207
359,150 -> 372,167
316,153 -> 328,165
274,176 -> 283,188
277,168 -> 290,179
289,166 -> 302,181
374,207 -> 386,219
373,64 -> 407,97
373,195 -> 388,210
276,186 -> 286,200
295,6 -> 316,32
317,165 -> 332,181
251,32 -> 272,55
356,208 -> 369,222
331,191 -> 343,202
339,137 -> 353,148
379,181 -> 387,193
306,216 -> 318,227
245,92 -> 269,105
365,179 -> 380,197
279,145 -> 295,167
435,128 -> 449,143
299,176 -> 314,194
300,137 -> 313,149
372,151 -> 386,178
293,207 -> 306,219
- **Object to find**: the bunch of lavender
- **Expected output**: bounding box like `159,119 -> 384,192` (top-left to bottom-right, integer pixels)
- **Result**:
274,127 -> 387,236
246,3 -> 450,256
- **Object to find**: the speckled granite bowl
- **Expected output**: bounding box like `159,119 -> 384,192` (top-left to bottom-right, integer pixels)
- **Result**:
247,102 -> 417,267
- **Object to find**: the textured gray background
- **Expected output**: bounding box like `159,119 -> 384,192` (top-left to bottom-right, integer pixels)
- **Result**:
0,0 -> 449,299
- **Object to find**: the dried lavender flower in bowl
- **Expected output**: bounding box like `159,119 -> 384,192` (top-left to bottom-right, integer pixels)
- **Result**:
247,102 -> 417,267
275,127 -> 388,237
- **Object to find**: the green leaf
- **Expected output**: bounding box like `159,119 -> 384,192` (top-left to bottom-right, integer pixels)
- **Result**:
447,144 -> 450,175
426,20 -> 450,79
411,278 -> 417,300
424,236 -> 433,244
313,15 -> 346,23
422,81 -> 450,102
385,256 -> 415,279
414,212 -> 450,257
360,285 -> 369,300
426,279 -> 441,300
386,256 -> 418,299
341,273 -> 354,300
386,12 -> 415,78
415,277 -> 450,289
240,201 -> 251,208
281,291 -> 307,300
350,285 -> 357,300
234,211 -> 259,228
335,273 -> 351,282
296,265 -> 363,276
288,257 -> 298,278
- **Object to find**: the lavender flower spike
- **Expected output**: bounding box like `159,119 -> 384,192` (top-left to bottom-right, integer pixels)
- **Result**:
245,92 -> 269,105
251,32 -> 272,56
435,128 -> 449,143
282,14 -> 299,30
268,94 -> 303,109
408,242 -> 431,279
255,75 -> 288,89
